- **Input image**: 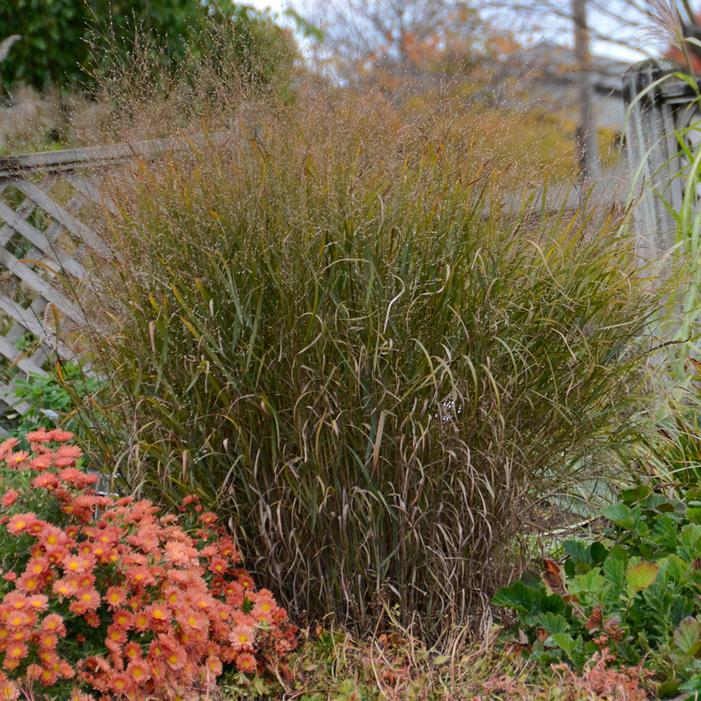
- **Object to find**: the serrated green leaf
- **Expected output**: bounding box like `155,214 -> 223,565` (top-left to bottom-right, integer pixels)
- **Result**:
673,616 -> 701,659
602,503 -> 640,529
601,502 -> 632,522
492,581 -> 542,613
563,540 -> 592,565
569,567 -> 608,597
602,555 -> 627,593
538,612 -> 571,635
657,554 -> 688,584
679,524 -> 701,562
652,514 -> 679,551
549,632 -> 576,658
590,541 -> 608,565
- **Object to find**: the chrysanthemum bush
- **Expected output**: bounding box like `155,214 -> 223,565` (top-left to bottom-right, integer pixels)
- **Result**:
0,430 -> 297,700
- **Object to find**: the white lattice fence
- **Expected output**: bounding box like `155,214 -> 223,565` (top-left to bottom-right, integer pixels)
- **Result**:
0,174 -> 105,429
0,134 -> 228,433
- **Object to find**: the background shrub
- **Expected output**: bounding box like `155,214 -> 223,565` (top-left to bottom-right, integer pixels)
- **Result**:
78,99 -> 659,639
0,0 -> 294,93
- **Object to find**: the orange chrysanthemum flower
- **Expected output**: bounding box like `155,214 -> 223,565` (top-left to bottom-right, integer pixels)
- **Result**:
235,652 -> 257,674
6,513 -> 36,536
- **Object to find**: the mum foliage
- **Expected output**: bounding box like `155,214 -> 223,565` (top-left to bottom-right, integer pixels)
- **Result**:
0,430 -> 296,699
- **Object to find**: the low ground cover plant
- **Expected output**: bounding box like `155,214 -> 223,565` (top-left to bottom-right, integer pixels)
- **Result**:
0,430 -> 297,699
493,480 -> 701,698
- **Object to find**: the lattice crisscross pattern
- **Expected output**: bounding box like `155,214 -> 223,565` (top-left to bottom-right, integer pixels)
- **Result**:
0,171 -> 110,429
0,132 -> 232,433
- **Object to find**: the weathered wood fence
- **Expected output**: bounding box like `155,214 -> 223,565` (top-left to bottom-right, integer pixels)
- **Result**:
623,59 -> 701,262
0,133 -> 233,433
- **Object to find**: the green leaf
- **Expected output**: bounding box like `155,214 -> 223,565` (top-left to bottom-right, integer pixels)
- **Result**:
601,502 -> 631,522
568,567 -> 608,597
673,616 -> 701,660
652,514 -> 679,552
657,554 -> 689,584
679,524 -> 701,562
602,503 -> 640,529
620,485 -> 652,504
602,554 -> 627,594
550,632 -> 576,659
563,539 -> 591,564
492,581 -> 542,613
563,539 -> 592,565
626,560 -> 659,595
538,612 -> 571,635
590,541 -> 609,565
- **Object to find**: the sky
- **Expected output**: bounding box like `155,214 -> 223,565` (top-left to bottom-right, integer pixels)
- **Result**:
247,0 -> 293,20
248,0 -> 289,13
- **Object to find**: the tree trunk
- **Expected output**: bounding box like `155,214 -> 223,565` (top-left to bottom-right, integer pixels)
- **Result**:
572,0 -> 600,181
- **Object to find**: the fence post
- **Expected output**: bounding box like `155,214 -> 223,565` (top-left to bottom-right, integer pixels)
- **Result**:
622,59 -> 690,266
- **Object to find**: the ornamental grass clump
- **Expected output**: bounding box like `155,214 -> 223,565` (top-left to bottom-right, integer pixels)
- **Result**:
0,430 -> 297,699
79,96 -> 660,639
